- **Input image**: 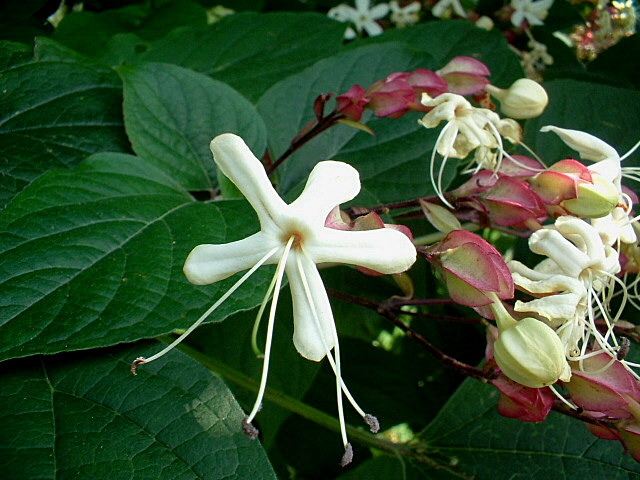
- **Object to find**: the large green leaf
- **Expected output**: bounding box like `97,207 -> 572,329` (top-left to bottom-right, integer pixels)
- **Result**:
0,344 -> 276,480
0,152 -> 273,362
421,378 -> 640,479
118,62 -> 267,192
140,12 -> 346,102
524,79 -> 640,165
0,37 -> 130,208
257,42 -> 449,203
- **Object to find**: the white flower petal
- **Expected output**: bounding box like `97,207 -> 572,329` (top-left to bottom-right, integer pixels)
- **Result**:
363,20 -> 384,37
286,253 -> 335,361
355,0 -> 371,12
308,227 -> 416,274
183,231 -> 280,285
514,293 -> 582,323
210,134 -> 287,228
540,126 -> 619,162
288,161 -> 361,226
369,4 -> 390,19
529,228 -> 590,277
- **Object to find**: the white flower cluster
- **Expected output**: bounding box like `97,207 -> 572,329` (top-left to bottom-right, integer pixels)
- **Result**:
328,0 -> 421,39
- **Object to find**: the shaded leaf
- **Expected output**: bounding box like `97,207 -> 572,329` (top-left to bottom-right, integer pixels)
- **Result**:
422,378 -> 640,479
258,42 -> 447,203
141,12 -> 346,102
0,344 -> 277,480
117,62 -> 267,191
0,37 -> 130,208
0,152 -> 273,362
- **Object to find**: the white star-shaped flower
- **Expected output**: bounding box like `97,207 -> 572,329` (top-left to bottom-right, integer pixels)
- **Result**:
431,0 -> 468,19
134,133 -> 416,465
328,0 -> 390,40
389,1 -> 421,27
510,0 -> 554,27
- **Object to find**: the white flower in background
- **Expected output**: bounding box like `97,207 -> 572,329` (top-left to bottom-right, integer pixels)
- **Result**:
328,0 -> 390,40
431,0 -> 468,18
418,92 -> 521,207
510,0 -> 554,27
133,133 -> 416,466
389,1 -> 421,27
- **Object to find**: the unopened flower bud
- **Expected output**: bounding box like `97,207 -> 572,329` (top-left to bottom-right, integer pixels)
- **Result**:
562,174 -> 619,218
493,317 -> 571,388
485,79 -> 549,119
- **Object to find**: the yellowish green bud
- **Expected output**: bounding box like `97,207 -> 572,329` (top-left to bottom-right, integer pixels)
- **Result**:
419,200 -> 462,233
494,317 -> 571,388
562,175 -> 619,218
485,79 -> 549,119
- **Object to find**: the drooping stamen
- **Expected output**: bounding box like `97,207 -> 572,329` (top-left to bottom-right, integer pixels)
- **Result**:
293,251 -> 348,451
251,272 -> 279,357
549,384 -> 579,410
620,138 -> 640,162
430,121 -> 457,209
131,245 -> 280,375
340,443 -> 354,467
246,236 -> 295,425
517,140 -> 546,167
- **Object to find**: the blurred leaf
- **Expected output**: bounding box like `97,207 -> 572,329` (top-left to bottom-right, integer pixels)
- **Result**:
141,12 -> 346,102
421,378 -> 640,479
0,152 -> 273,362
258,42 -> 447,203
0,37 -> 130,208
117,62 -> 267,191
0,40 -> 32,70
588,35 -> 640,90
0,344 -> 277,480
52,0 -> 207,58
524,79 -> 640,166
0,0 -> 52,43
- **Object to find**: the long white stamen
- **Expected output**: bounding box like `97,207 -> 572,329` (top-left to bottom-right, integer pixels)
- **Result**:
517,140 -> 547,167
549,384 -> 578,410
620,138 -> 640,161
430,121 -> 456,209
486,120 -> 505,176
294,252 -> 348,449
251,271 -> 280,357
246,237 -> 295,423
294,252 -> 368,419
135,246 -> 280,368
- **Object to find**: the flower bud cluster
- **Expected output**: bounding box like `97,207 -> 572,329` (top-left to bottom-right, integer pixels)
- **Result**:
335,56 -> 491,122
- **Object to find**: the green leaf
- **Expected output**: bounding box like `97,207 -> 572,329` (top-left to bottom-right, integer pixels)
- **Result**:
141,12 -> 346,102
524,79 -> 640,164
361,20 -> 524,87
588,35 -> 640,90
0,37 -> 130,208
0,40 -> 32,70
257,42 -> 452,203
117,62 -> 267,192
0,152 -> 273,362
0,344 -> 277,480
52,0 -> 207,59
421,378 -> 640,479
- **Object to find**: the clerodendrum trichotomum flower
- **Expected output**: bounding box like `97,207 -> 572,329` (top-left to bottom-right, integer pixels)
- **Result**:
133,133 -> 417,465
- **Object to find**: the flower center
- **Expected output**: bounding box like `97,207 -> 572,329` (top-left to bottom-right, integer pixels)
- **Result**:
282,230 -> 305,249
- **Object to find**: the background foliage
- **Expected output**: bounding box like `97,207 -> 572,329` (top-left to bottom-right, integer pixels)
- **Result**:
2,0 -> 640,479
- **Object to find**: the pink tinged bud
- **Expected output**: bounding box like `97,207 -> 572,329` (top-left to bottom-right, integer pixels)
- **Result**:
619,423 -> 640,462
336,85 -> 370,122
492,375 -> 554,422
450,170 -> 499,198
406,68 -> 448,97
566,352 -> 640,419
436,56 -> 491,95
482,176 -> 547,226
365,75 -> 415,118
587,423 -> 623,441
498,154 -> 543,178
529,159 -> 592,205
562,175 -> 620,218
425,230 -> 514,306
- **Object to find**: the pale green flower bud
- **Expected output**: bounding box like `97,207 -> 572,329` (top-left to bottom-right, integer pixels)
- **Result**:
562,174 -> 619,218
485,79 -> 549,119
494,317 -> 571,388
